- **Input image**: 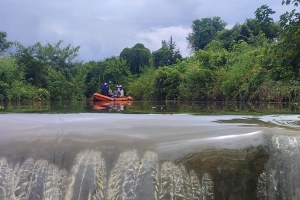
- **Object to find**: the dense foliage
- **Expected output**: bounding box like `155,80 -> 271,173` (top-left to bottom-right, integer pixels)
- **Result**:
152,37 -> 182,68
120,43 -> 151,75
0,3 -> 299,102
187,17 -> 227,51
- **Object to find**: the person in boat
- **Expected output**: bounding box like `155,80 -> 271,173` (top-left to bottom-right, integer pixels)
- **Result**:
100,80 -> 108,96
112,84 -> 124,98
107,86 -> 113,97
119,85 -> 124,97
113,87 -> 121,98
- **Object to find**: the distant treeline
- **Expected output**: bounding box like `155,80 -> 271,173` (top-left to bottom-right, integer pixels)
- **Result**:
0,2 -> 299,102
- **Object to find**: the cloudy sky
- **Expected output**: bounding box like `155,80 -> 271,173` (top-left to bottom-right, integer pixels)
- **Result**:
0,0 -> 294,61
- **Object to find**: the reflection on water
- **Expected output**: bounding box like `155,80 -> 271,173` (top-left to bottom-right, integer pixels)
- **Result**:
91,100 -> 134,112
0,100 -> 300,114
0,113 -> 300,199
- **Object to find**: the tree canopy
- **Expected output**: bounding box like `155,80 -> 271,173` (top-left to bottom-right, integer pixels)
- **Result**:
0,2 -> 299,102
120,43 -> 151,75
0,32 -> 12,54
152,36 -> 182,68
187,17 -> 227,51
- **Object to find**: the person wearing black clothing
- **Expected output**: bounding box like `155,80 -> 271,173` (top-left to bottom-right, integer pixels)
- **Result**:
100,81 -> 108,95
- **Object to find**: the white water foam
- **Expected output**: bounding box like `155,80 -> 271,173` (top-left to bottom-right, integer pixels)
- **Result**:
0,150 -> 210,200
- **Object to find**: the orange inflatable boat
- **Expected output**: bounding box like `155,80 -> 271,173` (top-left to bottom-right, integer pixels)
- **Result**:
92,93 -> 134,101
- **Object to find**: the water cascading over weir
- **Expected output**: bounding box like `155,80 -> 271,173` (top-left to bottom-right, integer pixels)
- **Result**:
0,149 -> 214,200
0,114 -> 300,199
0,135 -> 299,200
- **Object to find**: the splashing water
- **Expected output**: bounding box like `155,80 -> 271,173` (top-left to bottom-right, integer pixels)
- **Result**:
0,150 -> 217,200
256,135 -> 300,200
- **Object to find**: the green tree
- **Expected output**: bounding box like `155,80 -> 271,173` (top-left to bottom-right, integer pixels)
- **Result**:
83,57 -> 132,97
152,36 -> 182,68
16,41 -> 79,73
102,57 -> 132,89
225,6 -> 280,45
0,57 -> 20,100
277,8 -> 300,78
15,46 -> 48,88
282,0 -> 300,6
47,70 -> 70,100
71,62 -> 90,100
84,61 -> 106,97
220,39 -> 272,101
240,22 -> 254,41
254,5 -> 280,40
187,17 -> 227,51
199,40 -> 228,68
127,67 -> 155,100
120,43 -> 151,74
153,67 -> 181,100
217,24 -> 242,49
15,41 -> 80,100
0,32 -> 12,54
180,62 -> 214,101
0,57 -> 47,101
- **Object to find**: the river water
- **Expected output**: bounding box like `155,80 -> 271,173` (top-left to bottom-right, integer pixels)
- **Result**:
0,101 -> 299,200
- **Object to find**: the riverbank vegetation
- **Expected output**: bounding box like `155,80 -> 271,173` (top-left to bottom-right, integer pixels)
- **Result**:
0,2 -> 299,102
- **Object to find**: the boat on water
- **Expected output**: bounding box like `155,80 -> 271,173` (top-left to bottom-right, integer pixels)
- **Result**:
92,93 -> 134,101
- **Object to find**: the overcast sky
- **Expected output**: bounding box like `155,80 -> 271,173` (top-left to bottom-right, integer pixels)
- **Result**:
0,0 -> 295,61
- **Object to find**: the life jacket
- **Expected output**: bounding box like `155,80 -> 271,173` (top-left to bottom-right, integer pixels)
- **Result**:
101,83 -> 107,91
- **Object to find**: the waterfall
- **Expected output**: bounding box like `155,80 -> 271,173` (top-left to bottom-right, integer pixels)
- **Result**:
256,135 -> 300,200
1,136 -> 299,200
0,150 -> 208,200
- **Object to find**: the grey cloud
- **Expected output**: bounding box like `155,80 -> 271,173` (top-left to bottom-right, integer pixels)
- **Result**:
0,0 -> 293,61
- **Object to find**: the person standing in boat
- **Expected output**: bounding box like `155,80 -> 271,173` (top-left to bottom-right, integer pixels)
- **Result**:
100,80 -> 108,96
119,85 -> 124,97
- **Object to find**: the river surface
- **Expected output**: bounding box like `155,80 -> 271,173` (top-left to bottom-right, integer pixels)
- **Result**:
0,101 -> 299,200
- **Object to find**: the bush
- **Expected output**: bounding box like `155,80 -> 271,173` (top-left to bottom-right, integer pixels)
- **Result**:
180,62 -> 214,101
153,67 -> 181,101
35,88 -> 50,101
7,81 -> 39,101
127,68 -> 155,101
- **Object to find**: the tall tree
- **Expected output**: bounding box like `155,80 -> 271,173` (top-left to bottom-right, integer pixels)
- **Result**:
217,24 -> 242,49
187,17 -> 227,51
15,41 -> 80,99
254,5 -> 280,40
282,0 -> 300,6
15,45 -> 48,88
255,5 -> 275,22
278,1 -> 300,78
0,32 -> 12,54
16,41 -> 79,79
32,41 -> 79,72
152,36 -> 182,68
120,43 -> 151,75
102,57 -> 132,86
240,22 -> 254,41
